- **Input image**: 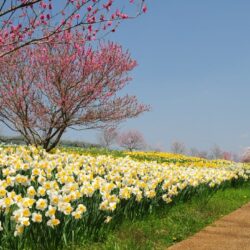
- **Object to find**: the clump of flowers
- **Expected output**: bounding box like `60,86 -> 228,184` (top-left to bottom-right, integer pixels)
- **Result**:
0,145 -> 248,249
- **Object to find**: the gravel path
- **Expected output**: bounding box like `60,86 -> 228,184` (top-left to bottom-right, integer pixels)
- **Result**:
168,202 -> 250,250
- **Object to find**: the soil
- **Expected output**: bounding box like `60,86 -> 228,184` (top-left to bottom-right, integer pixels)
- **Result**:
168,203 -> 250,250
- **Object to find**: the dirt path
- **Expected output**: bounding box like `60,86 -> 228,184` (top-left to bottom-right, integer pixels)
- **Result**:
168,202 -> 250,250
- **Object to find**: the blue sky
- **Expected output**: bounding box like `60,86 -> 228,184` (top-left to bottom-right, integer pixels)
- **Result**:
65,0 -> 250,153
4,0 -> 250,153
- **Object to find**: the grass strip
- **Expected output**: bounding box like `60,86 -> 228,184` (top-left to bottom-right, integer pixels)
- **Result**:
77,182 -> 250,250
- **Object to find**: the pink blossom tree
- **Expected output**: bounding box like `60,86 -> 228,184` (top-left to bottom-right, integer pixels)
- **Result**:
0,0 -> 147,57
241,148 -> 250,163
98,126 -> 118,148
0,31 -> 149,151
118,130 -> 146,151
222,151 -> 232,161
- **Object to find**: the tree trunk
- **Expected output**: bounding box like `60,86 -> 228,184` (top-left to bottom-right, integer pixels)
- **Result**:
44,128 -> 66,152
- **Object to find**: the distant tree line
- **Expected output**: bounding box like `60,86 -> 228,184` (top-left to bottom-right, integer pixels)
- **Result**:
0,135 -> 101,149
2,130 -> 250,163
170,141 -> 241,162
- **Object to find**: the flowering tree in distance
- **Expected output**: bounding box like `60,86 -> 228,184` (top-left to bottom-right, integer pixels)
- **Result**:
118,130 -> 146,151
170,141 -> 186,154
98,126 -> 118,148
0,31 -> 149,151
0,0 -> 147,57
241,148 -> 250,163
222,151 -> 232,161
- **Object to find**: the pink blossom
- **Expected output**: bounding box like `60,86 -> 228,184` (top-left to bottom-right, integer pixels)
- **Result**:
142,4 -> 148,13
0,0 -> 148,58
0,32 -> 149,151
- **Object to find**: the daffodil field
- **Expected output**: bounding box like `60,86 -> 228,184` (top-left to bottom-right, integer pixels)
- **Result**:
0,146 -> 249,249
